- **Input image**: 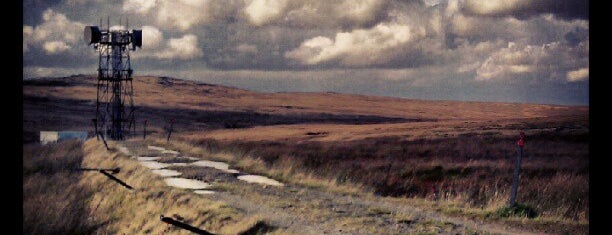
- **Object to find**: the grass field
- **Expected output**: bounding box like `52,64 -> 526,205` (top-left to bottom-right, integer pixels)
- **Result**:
23,75 -> 589,233
23,140 -> 99,234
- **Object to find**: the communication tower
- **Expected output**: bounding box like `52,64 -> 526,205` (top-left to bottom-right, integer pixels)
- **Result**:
84,19 -> 142,140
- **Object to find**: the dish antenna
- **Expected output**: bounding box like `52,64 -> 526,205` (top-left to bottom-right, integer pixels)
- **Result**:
84,18 -> 142,140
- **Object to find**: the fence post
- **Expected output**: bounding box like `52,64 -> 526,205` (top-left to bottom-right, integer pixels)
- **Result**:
167,118 -> 174,142
143,120 -> 147,139
98,131 -> 109,150
92,119 -> 98,140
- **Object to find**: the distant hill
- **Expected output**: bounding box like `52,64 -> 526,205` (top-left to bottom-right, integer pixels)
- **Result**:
23,75 -> 588,143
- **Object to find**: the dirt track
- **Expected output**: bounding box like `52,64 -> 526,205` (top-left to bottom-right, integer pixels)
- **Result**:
117,139 -> 542,235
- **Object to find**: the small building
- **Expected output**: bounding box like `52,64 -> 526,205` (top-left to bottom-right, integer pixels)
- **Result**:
40,131 -> 88,145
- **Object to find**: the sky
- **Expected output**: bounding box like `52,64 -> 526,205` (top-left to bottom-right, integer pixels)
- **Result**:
23,0 -> 589,106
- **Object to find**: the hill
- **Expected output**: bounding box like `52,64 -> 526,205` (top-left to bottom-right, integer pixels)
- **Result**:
23,75 -> 587,142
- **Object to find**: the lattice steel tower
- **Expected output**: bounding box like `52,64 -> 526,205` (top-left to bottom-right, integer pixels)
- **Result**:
84,21 -> 142,140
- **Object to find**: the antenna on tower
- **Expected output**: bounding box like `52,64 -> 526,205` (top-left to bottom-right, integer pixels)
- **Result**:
84,17 -> 142,140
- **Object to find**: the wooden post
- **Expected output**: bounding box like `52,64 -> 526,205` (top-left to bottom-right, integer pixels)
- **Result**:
160,215 -> 214,235
509,132 -> 525,207
92,119 -> 98,140
167,119 -> 174,142
143,120 -> 147,139
97,131 -> 109,150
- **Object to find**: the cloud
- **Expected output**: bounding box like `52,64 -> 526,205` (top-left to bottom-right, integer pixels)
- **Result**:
243,0 -> 389,28
441,1 -> 590,51
445,3 -> 523,42
107,25 -> 202,60
423,0 -> 441,7
147,0 -> 242,31
235,43 -> 258,54
476,42 -> 546,80
332,0 -> 388,27
122,0 -> 390,29
23,26 -> 34,52
23,0 -> 64,25
43,41 -> 71,54
109,25 -> 127,31
23,9 -> 85,55
475,41 -> 588,81
285,23 -> 426,66
65,0 -> 105,4
153,34 -> 203,59
142,25 -> 163,48
155,0 -> 211,31
463,0 -> 588,20
566,68 -> 588,82
122,0 -> 157,14
564,25 -> 589,47
244,0 -> 289,26
22,0 -> 590,105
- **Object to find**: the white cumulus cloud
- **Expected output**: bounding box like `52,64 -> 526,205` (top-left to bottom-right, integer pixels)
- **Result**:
142,25 -> 163,48
333,0 -> 387,26
244,0 -> 289,26
285,23 -> 425,66
475,41 -> 587,81
132,26 -> 202,60
23,9 -> 85,55
154,34 -> 203,59
566,67 -> 588,82
155,0 -> 212,31
244,0 -> 388,28
109,25 -> 127,31
464,0 -> 528,16
43,41 -> 71,54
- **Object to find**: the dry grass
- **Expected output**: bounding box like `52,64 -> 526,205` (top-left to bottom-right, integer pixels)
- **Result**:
77,138 -> 280,234
24,138 -> 278,234
23,140 -> 100,234
218,215 -> 275,235
177,127 -> 589,226
23,139 -> 245,234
